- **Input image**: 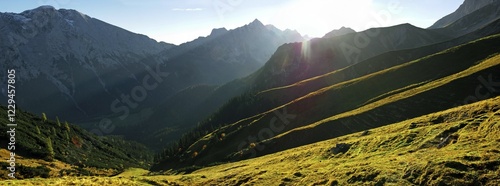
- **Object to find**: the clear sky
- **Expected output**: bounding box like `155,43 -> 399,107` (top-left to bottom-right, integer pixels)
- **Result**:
0,0 -> 464,45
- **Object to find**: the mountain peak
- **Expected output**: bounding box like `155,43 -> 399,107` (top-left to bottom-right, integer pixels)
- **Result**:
249,19 -> 264,27
19,5 -> 65,18
398,23 -> 416,27
323,27 -> 355,38
429,0 -> 496,29
210,27 -> 228,37
21,6 -> 87,18
27,5 -> 57,14
36,5 -> 56,10
383,23 -> 420,32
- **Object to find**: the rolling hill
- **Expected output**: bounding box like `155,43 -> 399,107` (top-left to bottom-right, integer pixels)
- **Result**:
152,33 -> 500,171
193,16 -> 500,138
6,95 -> 499,185
147,1 -> 500,154
149,0 -> 500,170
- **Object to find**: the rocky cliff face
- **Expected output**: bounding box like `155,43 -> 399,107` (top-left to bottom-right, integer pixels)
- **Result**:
0,6 -> 173,121
0,5 -> 172,81
430,0 -> 496,28
159,19 -> 304,85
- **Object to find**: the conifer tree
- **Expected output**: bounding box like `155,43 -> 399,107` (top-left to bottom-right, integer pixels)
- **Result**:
64,121 -> 71,132
42,113 -> 47,122
46,137 -> 55,161
56,116 -> 61,127
65,131 -> 70,141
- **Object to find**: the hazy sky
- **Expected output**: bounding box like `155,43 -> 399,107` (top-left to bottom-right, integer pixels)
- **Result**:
0,0 -> 464,45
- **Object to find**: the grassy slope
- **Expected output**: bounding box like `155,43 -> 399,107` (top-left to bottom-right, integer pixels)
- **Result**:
251,24 -> 451,91
264,52 -> 500,156
163,34 -> 500,169
0,149 -> 116,179
151,13 -> 499,160
191,18 -> 500,150
259,17 -> 500,107
6,96 -> 499,185
0,106 -> 153,179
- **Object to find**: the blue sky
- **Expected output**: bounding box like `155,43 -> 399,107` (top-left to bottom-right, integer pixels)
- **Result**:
0,0 -> 463,45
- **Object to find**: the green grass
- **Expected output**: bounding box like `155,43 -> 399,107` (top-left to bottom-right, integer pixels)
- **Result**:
184,23 -> 499,157
0,106 -> 154,179
5,96 -> 499,185
4,35 -> 500,186
156,34 -> 500,171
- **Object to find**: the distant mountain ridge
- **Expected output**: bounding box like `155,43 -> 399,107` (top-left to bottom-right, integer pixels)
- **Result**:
159,19 -> 303,85
323,27 -> 355,38
0,6 -> 304,149
435,1 -> 500,38
125,19 -> 304,149
250,23 -> 451,91
430,0 -> 497,28
0,5 -> 174,121
152,0 -> 500,171
153,32 -> 500,172
0,5 -> 173,82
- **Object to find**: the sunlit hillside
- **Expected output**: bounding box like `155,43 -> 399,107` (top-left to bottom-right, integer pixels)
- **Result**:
4,96 -> 499,185
1,1 -> 500,185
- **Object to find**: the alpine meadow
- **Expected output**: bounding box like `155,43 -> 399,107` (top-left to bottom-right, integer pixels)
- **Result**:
0,0 -> 499,185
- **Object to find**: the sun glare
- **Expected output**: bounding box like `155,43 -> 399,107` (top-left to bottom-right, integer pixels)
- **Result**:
301,40 -> 311,61
269,0 -> 373,37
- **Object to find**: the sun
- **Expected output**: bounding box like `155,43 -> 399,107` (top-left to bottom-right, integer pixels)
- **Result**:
268,0 -> 374,38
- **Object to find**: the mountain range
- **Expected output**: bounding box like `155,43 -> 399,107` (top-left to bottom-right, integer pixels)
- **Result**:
0,6 -> 303,148
2,0 -> 500,185
430,0 -> 497,28
149,0 -> 500,172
